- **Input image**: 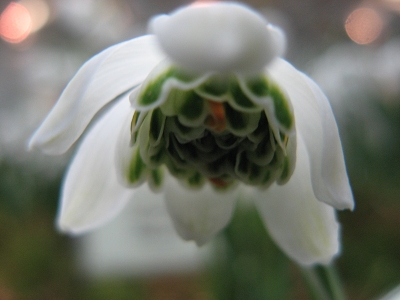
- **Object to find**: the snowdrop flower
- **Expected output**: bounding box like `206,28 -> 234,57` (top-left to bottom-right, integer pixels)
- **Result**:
29,2 -> 354,266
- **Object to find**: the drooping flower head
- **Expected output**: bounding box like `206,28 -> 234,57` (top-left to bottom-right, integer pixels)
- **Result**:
125,3 -> 295,193
29,2 -> 354,266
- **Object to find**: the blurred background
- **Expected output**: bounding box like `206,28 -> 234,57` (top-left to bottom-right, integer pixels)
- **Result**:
0,0 -> 400,299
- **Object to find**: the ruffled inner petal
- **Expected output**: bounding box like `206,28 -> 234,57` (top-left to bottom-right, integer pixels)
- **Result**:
129,66 -> 296,191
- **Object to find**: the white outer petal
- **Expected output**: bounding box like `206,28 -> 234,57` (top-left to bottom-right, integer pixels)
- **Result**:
164,177 -> 237,246
268,58 -> 354,210
29,35 -> 164,155
57,97 -> 133,234
255,136 -> 340,266
150,3 -> 282,73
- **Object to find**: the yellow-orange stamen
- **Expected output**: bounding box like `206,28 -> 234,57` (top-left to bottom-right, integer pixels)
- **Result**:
283,135 -> 288,146
205,100 -> 226,132
209,177 -> 228,187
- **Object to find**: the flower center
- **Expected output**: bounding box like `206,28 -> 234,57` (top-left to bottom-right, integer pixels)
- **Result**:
127,64 -> 296,191
205,100 -> 226,132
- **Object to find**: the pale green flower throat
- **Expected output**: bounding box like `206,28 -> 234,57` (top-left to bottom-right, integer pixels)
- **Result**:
128,64 -> 296,191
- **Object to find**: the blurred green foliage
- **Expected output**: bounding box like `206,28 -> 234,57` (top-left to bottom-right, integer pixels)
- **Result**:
1,103 -> 400,299
210,203 -> 294,300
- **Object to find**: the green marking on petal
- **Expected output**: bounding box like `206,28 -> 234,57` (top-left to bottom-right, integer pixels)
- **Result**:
131,111 -> 147,146
131,65 -> 296,190
164,157 -> 192,179
230,80 -> 258,110
266,152 -> 279,170
260,170 -> 271,186
235,151 -> 250,180
137,71 -> 170,107
249,163 -> 261,181
161,89 -> 208,127
186,172 -> 205,188
278,156 -> 290,183
149,168 -> 164,190
246,76 -> 269,97
179,91 -> 204,121
223,102 -> 261,136
224,103 -> 246,131
128,148 -> 147,184
166,117 -> 205,143
149,108 -> 165,144
137,67 -> 199,108
248,112 -> 269,143
215,133 -> 244,150
171,67 -> 198,83
149,148 -> 165,166
167,135 -> 191,168
160,88 -> 188,116
269,83 -> 294,130
254,137 -> 274,164
197,74 -> 229,97
174,117 -> 193,134
130,130 -> 139,146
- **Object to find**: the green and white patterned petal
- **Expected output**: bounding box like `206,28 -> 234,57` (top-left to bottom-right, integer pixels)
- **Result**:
164,117 -> 206,144
130,59 -> 211,112
116,104 -> 167,190
164,177 -> 238,246
254,136 -> 340,266
276,132 -> 297,185
269,58 -> 354,210
227,76 -> 263,113
223,102 -> 261,137
57,98 -> 133,234
195,74 -> 231,101
236,73 -> 295,151
117,102 -> 150,186
29,35 -> 164,155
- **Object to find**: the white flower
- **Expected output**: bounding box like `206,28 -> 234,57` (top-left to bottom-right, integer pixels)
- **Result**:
29,2 -> 354,266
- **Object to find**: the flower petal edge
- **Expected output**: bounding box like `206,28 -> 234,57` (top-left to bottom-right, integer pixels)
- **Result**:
56,98 -> 133,234
269,58 -> 354,210
254,135 -> 340,266
164,177 -> 237,246
29,35 -> 164,155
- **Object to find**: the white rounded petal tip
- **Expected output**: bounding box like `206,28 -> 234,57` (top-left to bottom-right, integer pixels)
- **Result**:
268,59 -> 354,211
255,137 -> 342,266
55,99 -> 133,236
150,2 -> 285,73
164,177 -> 237,246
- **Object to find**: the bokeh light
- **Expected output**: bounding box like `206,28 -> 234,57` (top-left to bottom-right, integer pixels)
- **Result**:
345,7 -> 384,45
0,2 -> 32,43
21,0 -> 50,33
0,0 -> 50,44
191,0 -> 218,7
